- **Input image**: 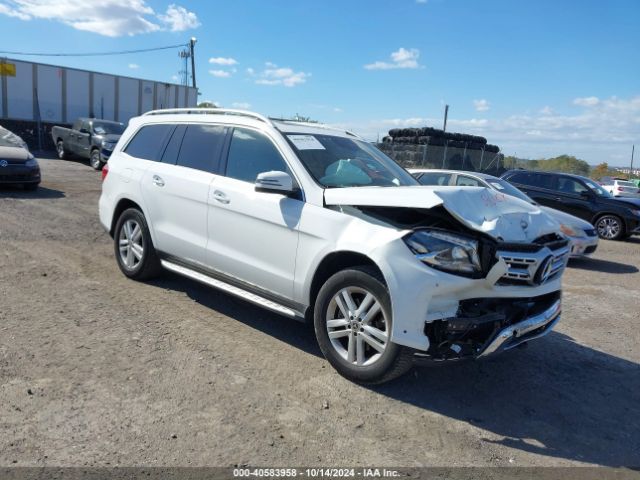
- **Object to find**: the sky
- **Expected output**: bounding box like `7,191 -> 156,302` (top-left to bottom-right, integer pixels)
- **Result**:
0,0 -> 639,166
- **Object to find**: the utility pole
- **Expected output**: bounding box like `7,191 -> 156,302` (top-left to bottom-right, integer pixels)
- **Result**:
443,104 -> 449,132
631,144 -> 635,178
189,37 -> 197,89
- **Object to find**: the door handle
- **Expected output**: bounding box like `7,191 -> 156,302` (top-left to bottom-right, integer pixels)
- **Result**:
213,190 -> 230,204
152,175 -> 165,187
554,197 -> 563,201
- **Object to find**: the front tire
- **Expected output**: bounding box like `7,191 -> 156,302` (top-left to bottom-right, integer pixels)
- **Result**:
56,140 -> 67,160
314,266 -> 413,385
113,208 -> 162,280
23,183 -> 39,191
596,215 -> 624,240
89,149 -> 103,170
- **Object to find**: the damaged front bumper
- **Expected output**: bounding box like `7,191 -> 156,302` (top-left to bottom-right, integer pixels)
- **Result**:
478,298 -> 561,357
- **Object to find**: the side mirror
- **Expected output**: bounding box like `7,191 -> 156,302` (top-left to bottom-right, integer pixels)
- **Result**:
255,171 -> 294,194
580,190 -> 592,198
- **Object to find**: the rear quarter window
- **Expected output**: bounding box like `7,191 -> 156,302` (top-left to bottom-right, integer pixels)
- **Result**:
124,124 -> 175,161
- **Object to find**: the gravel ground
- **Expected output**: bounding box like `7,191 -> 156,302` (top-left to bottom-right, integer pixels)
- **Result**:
0,158 -> 639,468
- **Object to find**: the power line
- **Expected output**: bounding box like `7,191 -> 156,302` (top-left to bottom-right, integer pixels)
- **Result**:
0,43 -> 188,57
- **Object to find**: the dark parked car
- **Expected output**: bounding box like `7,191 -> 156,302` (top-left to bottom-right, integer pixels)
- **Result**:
501,170 -> 640,240
0,134 -> 40,190
52,118 -> 125,170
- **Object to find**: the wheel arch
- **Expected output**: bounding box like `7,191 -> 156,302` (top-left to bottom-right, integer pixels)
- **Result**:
110,198 -> 145,237
305,251 -> 385,321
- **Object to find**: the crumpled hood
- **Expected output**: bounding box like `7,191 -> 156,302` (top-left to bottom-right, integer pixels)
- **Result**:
324,185 -> 560,242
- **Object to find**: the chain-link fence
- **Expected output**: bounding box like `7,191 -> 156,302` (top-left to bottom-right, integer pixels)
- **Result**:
377,142 -> 504,175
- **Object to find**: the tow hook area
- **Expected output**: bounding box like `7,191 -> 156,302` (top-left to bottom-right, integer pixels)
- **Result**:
422,292 -> 561,361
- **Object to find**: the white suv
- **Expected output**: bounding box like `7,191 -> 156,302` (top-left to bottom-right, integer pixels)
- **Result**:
99,109 -> 568,384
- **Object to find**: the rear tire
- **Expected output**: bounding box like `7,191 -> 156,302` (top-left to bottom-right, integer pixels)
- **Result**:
56,140 -> 67,160
23,183 -> 39,191
313,266 -> 413,385
113,208 -> 162,280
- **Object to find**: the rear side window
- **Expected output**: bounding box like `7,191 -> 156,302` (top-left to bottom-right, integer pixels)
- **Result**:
456,175 -> 482,187
225,128 -> 289,183
176,124 -> 227,173
531,173 -> 554,190
124,124 -> 175,161
160,125 -> 187,164
417,172 -> 452,186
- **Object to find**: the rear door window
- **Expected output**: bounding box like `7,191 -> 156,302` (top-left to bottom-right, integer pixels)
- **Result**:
416,172 -> 452,186
175,124 -> 228,173
557,177 -> 588,195
160,125 -> 187,165
455,175 -> 483,187
124,124 -> 175,161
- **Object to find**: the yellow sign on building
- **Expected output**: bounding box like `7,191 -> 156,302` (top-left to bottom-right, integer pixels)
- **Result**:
0,62 -> 17,77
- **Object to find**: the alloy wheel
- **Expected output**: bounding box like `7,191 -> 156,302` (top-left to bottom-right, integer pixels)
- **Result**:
118,219 -> 144,269
325,286 -> 389,366
597,216 -> 621,240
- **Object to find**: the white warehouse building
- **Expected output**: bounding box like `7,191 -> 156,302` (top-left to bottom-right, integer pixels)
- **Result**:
0,57 -> 198,149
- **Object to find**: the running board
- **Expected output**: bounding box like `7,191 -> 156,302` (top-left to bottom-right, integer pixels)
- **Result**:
160,260 -> 301,319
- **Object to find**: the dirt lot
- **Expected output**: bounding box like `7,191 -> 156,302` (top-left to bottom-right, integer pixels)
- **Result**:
1,158 -> 639,468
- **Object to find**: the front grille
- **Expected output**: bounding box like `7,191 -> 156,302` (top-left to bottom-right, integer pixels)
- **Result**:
0,174 -> 30,181
496,236 -> 569,286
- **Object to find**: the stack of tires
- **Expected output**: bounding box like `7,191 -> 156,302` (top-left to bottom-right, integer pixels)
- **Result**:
384,127 -> 499,153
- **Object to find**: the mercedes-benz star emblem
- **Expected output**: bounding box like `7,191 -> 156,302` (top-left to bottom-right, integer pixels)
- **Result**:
0,160 -> 8,167
520,219 -> 529,230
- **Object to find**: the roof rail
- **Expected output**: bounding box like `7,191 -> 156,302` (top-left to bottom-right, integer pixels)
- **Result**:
270,118 -> 362,139
142,108 -> 273,125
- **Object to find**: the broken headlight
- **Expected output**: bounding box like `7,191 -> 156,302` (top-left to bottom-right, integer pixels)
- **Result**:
404,229 -> 481,275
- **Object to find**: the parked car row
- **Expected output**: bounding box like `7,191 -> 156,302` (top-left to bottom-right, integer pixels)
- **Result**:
598,177 -> 640,198
410,169 -> 600,257
501,170 -> 640,241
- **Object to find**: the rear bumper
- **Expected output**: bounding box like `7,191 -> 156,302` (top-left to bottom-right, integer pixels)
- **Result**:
478,299 -> 561,357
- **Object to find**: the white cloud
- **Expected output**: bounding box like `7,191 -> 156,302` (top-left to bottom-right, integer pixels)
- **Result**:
209,69 -> 232,78
158,4 -> 200,31
0,0 -> 198,36
254,63 -> 310,87
0,3 -> 29,19
128,63 -> 139,69
473,99 -> 490,112
336,95 -> 640,165
416,0 -> 428,3
209,57 -> 238,66
231,102 -> 251,109
573,96 -> 600,107
365,47 -> 422,70
246,67 -> 255,76
539,106 -> 554,115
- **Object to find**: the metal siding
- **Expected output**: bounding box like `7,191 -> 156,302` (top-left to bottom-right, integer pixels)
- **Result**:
118,76 -> 139,123
187,87 -> 197,107
6,60 -> 33,120
155,82 -> 174,110
67,69 -> 90,120
36,64 -> 63,123
93,73 -> 115,120
140,80 -> 154,113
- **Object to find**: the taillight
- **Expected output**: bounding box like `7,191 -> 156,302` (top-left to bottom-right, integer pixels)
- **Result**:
617,186 -> 623,191
101,163 -> 109,182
